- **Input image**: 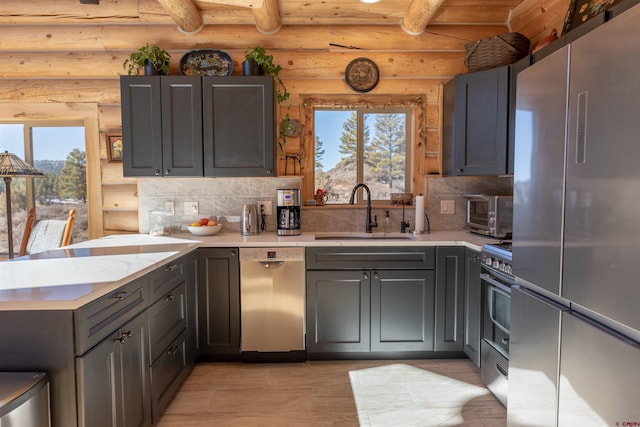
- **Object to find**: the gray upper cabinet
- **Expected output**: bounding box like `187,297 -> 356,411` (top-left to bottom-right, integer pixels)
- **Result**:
121,75 -> 274,178
121,76 -> 203,177
202,76 -> 275,177
443,60 -> 528,176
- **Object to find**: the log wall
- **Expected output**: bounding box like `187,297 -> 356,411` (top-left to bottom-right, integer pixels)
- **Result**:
0,0 -> 570,235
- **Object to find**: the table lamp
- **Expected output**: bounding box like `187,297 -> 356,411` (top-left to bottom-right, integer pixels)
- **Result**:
0,151 -> 44,259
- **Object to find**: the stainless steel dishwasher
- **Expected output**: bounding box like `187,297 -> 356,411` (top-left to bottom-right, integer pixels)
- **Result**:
239,247 -> 305,362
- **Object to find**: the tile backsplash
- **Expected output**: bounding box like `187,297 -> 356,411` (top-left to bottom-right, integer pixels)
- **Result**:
138,176 -> 513,234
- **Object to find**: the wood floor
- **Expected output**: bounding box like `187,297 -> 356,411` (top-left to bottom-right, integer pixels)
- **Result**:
157,359 -> 506,426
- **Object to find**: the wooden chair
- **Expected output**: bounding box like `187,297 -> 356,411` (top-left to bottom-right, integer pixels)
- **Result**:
18,208 -> 76,256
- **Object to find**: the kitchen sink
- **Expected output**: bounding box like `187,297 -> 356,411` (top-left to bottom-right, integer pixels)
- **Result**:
314,232 -> 417,240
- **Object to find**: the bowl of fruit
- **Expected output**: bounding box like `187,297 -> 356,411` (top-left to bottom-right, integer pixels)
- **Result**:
187,217 -> 222,236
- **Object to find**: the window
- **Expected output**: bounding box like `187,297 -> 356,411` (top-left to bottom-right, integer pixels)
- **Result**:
303,95 -> 426,204
0,122 -> 87,255
315,109 -> 410,204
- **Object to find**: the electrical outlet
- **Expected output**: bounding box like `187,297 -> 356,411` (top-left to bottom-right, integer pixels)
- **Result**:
164,201 -> 175,215
184,201 -> 198,215
441,200 -> 455,215
259,201 -> 272,216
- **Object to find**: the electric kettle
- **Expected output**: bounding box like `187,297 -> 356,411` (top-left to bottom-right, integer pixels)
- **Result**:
241,204 -> 260,235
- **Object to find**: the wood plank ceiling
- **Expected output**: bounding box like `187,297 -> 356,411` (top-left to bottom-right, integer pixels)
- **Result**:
156,0 -> 526,34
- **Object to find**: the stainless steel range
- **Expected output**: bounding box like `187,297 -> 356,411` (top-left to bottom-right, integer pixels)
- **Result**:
479,241 -> 513,407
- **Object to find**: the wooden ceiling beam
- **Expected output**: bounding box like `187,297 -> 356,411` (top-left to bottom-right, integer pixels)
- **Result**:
401,0 -> 446,35
251,0 -> 281,34
156,0 -> 204,34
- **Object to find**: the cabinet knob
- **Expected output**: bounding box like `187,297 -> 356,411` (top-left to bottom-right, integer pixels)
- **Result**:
165,294 -> 176,302
363,272 -> 368,280
374,272 -> 379,279
230,250 -> 237,257
457,168 -> 464,173
165,264 -> 178,272
154,170 -> 161,176
165,169 -> 170,175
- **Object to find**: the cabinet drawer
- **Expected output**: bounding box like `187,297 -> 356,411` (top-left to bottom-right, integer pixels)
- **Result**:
306,246 -> 435,270
75,276 -> 148,355
150,329 -> 187,421
148,281 -> 187,363
149,257 -> 184,303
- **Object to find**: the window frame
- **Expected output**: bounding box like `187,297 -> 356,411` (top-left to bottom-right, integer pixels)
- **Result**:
301,95 -> 427,204
0,102 -> 101,240
1,120 -> 85,212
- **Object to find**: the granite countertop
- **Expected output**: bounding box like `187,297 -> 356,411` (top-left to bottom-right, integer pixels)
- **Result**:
0,231 -> 493,311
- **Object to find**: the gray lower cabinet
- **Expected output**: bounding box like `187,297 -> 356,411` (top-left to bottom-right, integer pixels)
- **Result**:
0,252 -> 198,427
306,270 -> 371,353
435,247 -> 465,352
76,311 -> 151,427
371,269 -> 435,352
184,250 -> 200,363
305,246 -> 435,355
463,248 -> 482,367
198,247 -> 240,357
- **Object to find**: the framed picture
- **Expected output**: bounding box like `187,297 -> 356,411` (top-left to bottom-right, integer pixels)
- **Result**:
107,134 -> 123,162
562,0 -> 621,35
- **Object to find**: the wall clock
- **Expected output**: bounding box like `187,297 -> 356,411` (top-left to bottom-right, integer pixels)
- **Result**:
345,57 -> 380,93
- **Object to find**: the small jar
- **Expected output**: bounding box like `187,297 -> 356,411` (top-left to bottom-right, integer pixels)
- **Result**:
149,209 -> 172,236
383,210 -> 391,232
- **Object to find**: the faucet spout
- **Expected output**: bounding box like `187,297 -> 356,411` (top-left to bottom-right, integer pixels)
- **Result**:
349,183 -> 378,233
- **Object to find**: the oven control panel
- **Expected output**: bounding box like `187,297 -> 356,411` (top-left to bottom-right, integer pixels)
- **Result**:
481,243 -> 513,278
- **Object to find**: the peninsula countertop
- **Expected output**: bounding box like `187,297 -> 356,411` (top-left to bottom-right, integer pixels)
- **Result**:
0,231 -> 494,310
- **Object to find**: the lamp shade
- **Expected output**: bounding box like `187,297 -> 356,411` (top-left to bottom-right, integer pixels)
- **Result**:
0,151 -> 45,177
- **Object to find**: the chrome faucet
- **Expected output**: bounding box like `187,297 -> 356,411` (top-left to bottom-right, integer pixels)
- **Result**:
349,183 -> 378,233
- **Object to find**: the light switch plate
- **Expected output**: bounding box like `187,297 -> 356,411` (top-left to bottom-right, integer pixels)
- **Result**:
184,201 -> 198,215
441,200 -> 455,215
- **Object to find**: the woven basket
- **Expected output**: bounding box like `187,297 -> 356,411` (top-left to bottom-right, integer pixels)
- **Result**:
464,32 -> 531,72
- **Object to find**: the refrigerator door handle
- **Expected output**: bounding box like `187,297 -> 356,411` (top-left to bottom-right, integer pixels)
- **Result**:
576,91 -> 588,164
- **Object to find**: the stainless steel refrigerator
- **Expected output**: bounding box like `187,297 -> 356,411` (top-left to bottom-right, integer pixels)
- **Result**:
508,3 -> 640,426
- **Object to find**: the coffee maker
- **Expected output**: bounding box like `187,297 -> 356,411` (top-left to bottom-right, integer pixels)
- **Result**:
277,189 -> 301,236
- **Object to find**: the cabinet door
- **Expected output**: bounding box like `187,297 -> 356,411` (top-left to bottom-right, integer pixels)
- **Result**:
184,250 -> 199,363
202,76 -> 275,177
435,247 -> 465,351
370,269 -> 435,352
76,312 -> 151,427
160,76 -> 203,176
121,76 -> 163,177
463,249 -> 482,367
119,312 -> 152,427
306,270 -> 370,353
198,248 -> 240,356
452,66 -> 509,175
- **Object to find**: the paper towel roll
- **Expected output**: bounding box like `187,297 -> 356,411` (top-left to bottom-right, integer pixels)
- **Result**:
415,194 -> 425,233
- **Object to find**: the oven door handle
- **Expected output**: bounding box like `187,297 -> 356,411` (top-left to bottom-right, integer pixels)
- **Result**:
480,273 -> 512,293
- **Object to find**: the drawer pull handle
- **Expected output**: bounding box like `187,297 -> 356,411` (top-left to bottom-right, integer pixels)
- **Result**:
112,292 -> 128,301
167,344 -> 180,356
165,294 -> 176,302
114,330 -> 133,344
165,264 -> 178,272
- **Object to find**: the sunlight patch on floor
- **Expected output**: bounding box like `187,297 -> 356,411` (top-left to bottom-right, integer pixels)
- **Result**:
349,363 -> 490,426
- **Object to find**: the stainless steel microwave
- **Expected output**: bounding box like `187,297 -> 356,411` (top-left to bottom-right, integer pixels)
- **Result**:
464,195 -> 513,238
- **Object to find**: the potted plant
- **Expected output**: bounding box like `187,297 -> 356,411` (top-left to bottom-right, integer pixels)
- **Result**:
243,46 -> 290,104
123,43 -> 171,76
